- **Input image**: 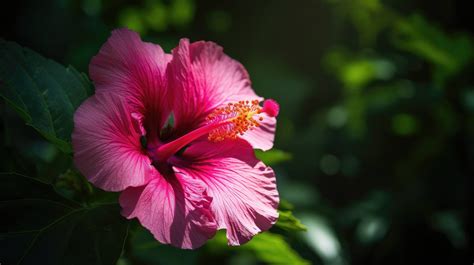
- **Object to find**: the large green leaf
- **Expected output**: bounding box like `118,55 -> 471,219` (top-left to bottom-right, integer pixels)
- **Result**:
207,231 -> 309,265
242,232 -> 309,265
0,40 -> 92,153
275,199 -> 307,232
0,173 -> 128,265
276,210 -> 307,232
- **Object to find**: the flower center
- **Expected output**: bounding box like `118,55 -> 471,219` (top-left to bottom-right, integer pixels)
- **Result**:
206,100 -> 263,142
151,99 -> 277,162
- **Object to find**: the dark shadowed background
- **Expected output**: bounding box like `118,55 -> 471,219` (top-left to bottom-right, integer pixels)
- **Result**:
1,0 -> 473,264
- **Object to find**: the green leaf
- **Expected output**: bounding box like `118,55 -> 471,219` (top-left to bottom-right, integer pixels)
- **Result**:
0,173 -> 76,203
130,226 -> 198,265
255,149 -> 292,166
274,200 -> 307,232
300,214 -> 343,264
276,210 -> 307,232
393,15 -> 474,83
0,40 -> 92,153
207,231 -> 309,265
242,233 -> 310,265
323,49 -> 395,90
0,173 -> 128,265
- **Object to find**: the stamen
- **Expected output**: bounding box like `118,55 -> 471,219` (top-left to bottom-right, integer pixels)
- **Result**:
152,99 -> 278,162
206,99 -> 262,142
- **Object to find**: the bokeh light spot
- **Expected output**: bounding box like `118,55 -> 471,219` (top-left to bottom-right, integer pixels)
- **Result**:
169,0 -> 195,28
145,2 -> 168,32
327,106 -> 348,128
119,7 -> 146,34
392,113 -> 418,136
356,216 -> 388,244
82,0 -> 101,16
320,154 -> 341,175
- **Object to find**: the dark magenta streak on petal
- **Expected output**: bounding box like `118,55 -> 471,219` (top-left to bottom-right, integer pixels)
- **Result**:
72,94 -> 157,191
89,28 -> 171,142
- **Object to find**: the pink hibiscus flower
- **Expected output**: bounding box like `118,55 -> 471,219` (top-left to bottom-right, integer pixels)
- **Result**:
72,29 -> 280,249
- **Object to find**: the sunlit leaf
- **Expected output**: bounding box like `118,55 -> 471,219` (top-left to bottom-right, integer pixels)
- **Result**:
324,49 -> 395,90
207,231 -> 309,265
355,215 -> 388,245
0,40 -> 92,153
278,199 -> 295,211
301,214 -> 344,264
255,149 -> 292,166
242,232 -> 310,265
276,210 -> 307,232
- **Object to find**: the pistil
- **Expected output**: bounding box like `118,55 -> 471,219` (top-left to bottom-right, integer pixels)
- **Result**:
152,99 -> 277,162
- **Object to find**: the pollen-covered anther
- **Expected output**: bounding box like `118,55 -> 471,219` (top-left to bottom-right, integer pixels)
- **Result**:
207,100 -> 262,142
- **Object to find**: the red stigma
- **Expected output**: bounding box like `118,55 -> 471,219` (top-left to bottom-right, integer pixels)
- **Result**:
262,99 -> 279,117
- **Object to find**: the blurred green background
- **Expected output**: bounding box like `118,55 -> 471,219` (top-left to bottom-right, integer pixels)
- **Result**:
1,0 -> 473,264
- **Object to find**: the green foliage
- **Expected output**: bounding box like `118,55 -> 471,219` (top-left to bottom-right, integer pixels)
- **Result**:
169,0 -> 195,28
207,231 -> 310,265
326,0 -> 393,44
393,15 -> 474,84
392,113 -> 418,136
0,40 -> 92,153
276,200 -> 307,232
323,49 -> 398,136
241,233 -> 309,265
0,173 -> 129,265
276,210 -> 307,232
130,222 -> 309,265
300,214 -> 344,265
324,50 -> 395,90
119,7 -> 147,34
255,149 -> 292,166
118,0 -> 195,34
2,0 -> 473,264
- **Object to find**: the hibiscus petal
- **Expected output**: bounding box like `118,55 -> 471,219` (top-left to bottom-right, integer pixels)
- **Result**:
240,113 -> 277,151
119,173 -> 217,249
174,140 -> 279,245
73,94 -> 156,191
90,28 -> 172,135
168,39 -> 261,133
